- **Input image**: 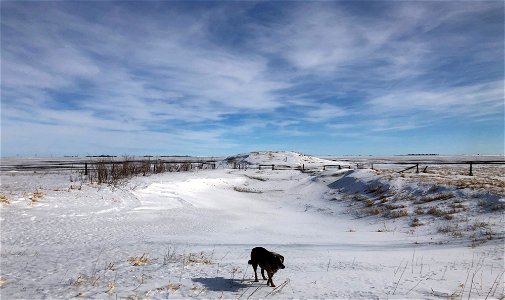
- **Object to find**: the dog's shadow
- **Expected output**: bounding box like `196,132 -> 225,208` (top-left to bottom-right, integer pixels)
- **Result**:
192,276 -> 258,292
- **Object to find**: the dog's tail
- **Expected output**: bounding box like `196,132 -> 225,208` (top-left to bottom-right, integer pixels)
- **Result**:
248,260 -> 253,265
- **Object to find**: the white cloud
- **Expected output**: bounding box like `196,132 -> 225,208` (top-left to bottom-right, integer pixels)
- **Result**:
368,81 -> 504,119
305,103 -> 347,121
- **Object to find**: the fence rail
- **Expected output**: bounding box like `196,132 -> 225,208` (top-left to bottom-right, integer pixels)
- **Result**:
0,159 -> 218,173
371,161 -> 505,176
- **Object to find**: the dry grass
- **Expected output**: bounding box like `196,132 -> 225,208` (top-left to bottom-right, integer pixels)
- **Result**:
29,191 -> 43,203
186,251 -> 213,265
106,282 -> 116,294
128,254 -> 151,266
244,175 -> 268,181
156,282 -> 181,292
233,186 -> 262,193
0,194 -> 10,205
71,274 -> 101,287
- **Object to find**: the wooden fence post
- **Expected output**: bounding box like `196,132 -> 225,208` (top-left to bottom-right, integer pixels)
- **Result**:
416,164 -> 419,173
272,164 -> 274,170
469,163 -> 473,176
84,163 -> 88,175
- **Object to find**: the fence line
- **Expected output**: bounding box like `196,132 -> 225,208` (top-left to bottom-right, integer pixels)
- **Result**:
2,159 -> 503,177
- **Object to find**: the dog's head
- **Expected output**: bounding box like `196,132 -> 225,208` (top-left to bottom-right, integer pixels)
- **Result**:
272,252 -> 285,270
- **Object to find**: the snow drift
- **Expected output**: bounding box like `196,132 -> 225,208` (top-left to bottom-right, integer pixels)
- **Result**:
0,151 -> 503,299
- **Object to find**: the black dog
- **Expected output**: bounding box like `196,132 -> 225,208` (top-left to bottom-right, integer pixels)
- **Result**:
248,247 -> 285,287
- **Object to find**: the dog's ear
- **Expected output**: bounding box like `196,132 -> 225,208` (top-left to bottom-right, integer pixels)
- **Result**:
277,254 -> 284,263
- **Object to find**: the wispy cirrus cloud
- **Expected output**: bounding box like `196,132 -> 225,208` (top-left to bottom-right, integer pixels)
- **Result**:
1,1 -> 503,156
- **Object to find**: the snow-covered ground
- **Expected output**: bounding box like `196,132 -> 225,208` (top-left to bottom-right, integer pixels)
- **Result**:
1,152 -> 504,299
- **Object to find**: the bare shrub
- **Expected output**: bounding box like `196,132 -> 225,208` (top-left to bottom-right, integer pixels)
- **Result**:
390,209 -> 409,218
414,207 -> 425,215
353,194 -> 368,202
86,157 -> 192,186
371,207 -> 381,215
443,214 -> 454,220
163,246 -> 179,265
427,185 -> 439,193
427,207 -> 445,217
155,160 -> 166,173
438,224 -> 463,237
449,203 -> 469,213
415,192 -> 455,204
491,203 -> 505,211
366,185 -> 388,195
179,163 -> 192,172
384,203 -> 406,210
467,221 -> 489,231
96,161 -> 109,184
410,217 -> 422,227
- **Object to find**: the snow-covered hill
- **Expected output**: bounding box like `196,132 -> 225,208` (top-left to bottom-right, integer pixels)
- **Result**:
219,151 -> 348,169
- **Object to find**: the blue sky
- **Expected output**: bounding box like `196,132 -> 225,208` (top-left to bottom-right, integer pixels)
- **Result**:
1,1 -> 503,157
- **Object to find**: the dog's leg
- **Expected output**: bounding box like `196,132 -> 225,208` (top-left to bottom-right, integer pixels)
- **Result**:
261,268 -> 267,280
252,264 -> 259,282
267,271 -> 275,287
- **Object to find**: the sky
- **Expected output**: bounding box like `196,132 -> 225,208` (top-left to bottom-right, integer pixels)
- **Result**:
1,1 -> 504,157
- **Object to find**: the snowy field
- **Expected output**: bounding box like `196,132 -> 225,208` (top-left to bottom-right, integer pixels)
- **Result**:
1,152 -> 504,299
